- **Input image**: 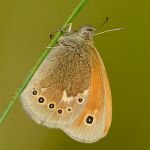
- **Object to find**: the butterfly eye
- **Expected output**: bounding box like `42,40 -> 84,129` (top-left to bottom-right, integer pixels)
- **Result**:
77,98 -> 84,104
32,90 -> 37,95
86,28 -> 93,32
86,115 -> 94,125
38,97 -> 45,103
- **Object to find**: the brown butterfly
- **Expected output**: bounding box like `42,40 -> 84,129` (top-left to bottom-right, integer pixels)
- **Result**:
20,25 -> 120,143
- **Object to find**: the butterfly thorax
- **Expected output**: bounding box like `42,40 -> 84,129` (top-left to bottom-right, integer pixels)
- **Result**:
58,25 -> 95,49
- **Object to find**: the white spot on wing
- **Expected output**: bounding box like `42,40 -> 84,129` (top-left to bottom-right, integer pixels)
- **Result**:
41,88 -> 47,92
61,91 -> 73,102
61,89 -> 89,103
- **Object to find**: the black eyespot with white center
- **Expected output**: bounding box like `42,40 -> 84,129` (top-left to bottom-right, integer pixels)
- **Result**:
78,98 -> 83,104
32,90 -> 37,95
49,103 -> 55,109
38,97 -> 44,103
86,115 -> 94,124
57,109 -> 63,114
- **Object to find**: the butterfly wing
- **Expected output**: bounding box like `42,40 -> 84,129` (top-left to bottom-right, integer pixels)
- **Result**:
21,40 -> 111,143
20,44 -> 92,128
63,44 -> 112,143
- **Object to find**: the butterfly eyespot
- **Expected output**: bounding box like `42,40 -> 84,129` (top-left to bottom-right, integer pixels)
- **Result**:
86,115 -> 94,125
57,109 -> 63,114
38,97 -> 45,103
32,90 -> 37,95
49,103 -> 55,109
77,98 -> 84,104
66,107 -> 72,112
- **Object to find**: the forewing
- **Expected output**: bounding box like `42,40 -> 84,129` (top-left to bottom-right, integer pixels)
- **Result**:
20,45 -> 92,129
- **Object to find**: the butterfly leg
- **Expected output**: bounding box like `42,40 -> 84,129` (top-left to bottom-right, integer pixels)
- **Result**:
57,23 -> 72,33
49,23 -> 72,39
45,46 -> 57,49
67,23 -> 72,32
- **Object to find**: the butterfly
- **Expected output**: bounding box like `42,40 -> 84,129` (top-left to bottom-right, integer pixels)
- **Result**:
20,25 -> 112,143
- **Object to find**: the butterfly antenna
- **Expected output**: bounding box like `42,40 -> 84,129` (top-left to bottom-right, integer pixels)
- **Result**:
100,17 -> 109,28
94,28 -> 125,36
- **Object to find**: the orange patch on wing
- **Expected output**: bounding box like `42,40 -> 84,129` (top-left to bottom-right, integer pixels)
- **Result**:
98,58 -> 112,135
75,60 -> 104,126
73,45 -> 112,135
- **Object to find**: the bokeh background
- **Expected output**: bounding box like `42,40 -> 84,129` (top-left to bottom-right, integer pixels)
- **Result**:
0,0 -> 150,149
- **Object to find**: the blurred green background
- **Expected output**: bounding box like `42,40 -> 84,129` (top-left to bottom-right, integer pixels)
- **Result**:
0,0 -> 150,149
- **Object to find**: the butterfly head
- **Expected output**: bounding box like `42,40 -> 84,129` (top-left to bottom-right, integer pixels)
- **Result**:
78,25 -> 96,40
